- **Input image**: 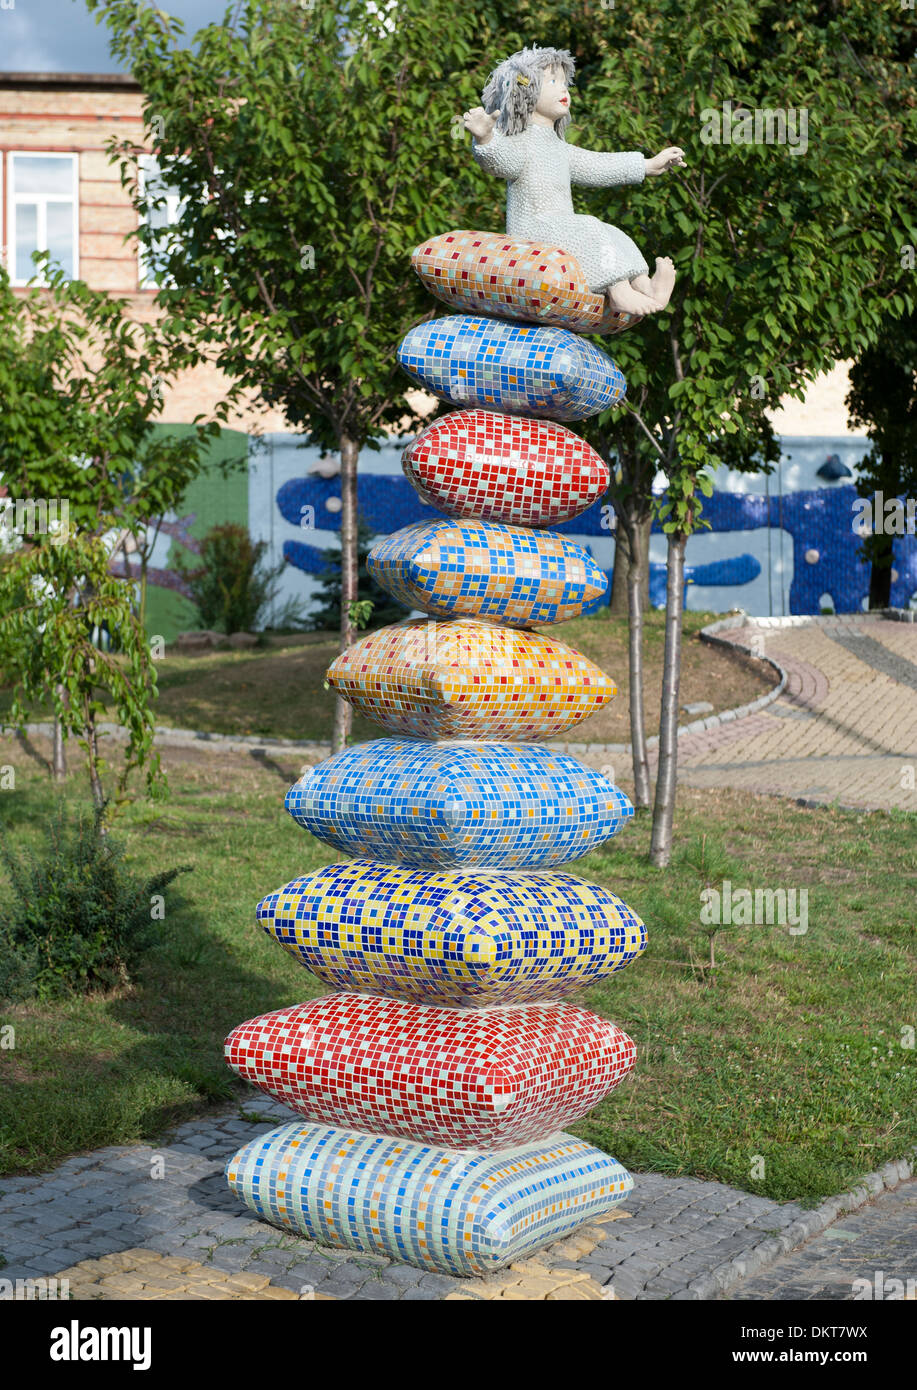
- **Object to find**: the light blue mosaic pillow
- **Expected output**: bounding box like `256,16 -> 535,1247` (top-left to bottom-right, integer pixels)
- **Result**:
226,1119 -> 634,1276
285,739 -> 633,869
397,315 -> 626,421
367,519 -> 608,626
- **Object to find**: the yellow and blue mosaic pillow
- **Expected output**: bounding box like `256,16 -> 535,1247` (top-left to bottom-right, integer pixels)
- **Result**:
285,739 -> 633,869
367,519 -> 608,626
226,1120 -> 634,1276
326,619 -> 616,741
397,315 -> 626,421
256,860 -> 647,1006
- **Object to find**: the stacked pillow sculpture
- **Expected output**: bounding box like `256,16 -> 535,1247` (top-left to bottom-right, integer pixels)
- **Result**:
223,232 -> 648,1281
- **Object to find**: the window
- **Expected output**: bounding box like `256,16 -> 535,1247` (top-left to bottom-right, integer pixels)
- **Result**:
8,153 -> 78,285
137,155 -> 185,289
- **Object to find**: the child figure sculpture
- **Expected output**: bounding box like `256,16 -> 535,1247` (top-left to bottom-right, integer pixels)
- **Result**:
464,46 -> 685,319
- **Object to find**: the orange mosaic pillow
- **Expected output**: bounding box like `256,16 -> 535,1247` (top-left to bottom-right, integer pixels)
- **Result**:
325,618 -> 616,741
412,230 -> 637,335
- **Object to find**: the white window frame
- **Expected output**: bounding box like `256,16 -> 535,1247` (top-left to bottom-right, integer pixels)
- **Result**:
137,154 -> 186,290
7,151 -> 79,286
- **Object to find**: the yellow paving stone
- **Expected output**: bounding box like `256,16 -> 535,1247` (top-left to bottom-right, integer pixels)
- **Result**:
547,1284 -> 602,1300
261,1287 -> 302,1300
514,1278 -> 560,1298
101,1274 -> 148,1295
594,1210 -> 632,1223
224,1271 -> 271,1292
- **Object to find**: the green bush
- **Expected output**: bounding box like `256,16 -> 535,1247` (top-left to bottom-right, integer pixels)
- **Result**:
0,801 -> 190,1001
177,522 -> 303,633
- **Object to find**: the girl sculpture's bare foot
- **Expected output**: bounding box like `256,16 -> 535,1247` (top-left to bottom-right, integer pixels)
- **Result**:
649,256 -> 676,309
607,278 -> 664,317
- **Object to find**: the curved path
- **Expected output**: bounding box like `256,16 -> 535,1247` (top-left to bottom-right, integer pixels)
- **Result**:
650,615 -> 917,812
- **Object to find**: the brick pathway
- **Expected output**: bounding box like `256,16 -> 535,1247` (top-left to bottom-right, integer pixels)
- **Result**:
727,1181 -> 917,1301
1,1097 -> 912,1302
662,616 -> 917,811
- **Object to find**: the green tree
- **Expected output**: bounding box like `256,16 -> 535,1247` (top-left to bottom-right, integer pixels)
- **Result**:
572,0 -> 915,862
0,260 -> 218,793
88,0 -> 486,751
846,310 -> 917,610
177,521 -> 305,633
0,531 -> 163,810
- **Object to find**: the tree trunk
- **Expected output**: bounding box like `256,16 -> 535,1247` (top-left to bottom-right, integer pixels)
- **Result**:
868,533 -> 893,609
625,518 -> 651,809
609,511 -> 651,616
52,687 -> 67,783
84,708 -> 105,814
650,531 -> 687,867
331,433 -> 359,754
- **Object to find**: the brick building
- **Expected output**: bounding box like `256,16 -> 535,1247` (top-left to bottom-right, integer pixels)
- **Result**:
0,70 -> 289,433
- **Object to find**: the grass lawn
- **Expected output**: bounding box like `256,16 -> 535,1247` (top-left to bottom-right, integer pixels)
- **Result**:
0,609 -> 778,745
0,735 -> 913,1206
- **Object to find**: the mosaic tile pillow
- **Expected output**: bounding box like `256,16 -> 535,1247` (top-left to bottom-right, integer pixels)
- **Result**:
411,230 -> 638,336
285,738 -> 633,869
256,860 -> 647,1006
226,996 -> 636,1149
367,519 -> 608,626
226,1120 -> 634,1276
402,409 -> 609,528
397,315 -> 626,421
325,618 -> 616,741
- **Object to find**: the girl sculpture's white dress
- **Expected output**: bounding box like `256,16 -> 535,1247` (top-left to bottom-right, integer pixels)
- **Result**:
464,45 -> 684,319
472,124 -> 649,294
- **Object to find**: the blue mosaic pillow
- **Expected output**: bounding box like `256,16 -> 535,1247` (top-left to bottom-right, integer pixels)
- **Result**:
397,315 -> 626,421
226,1119 -> 634,1276
285,739 -> 633,869
367,519 -> 608,626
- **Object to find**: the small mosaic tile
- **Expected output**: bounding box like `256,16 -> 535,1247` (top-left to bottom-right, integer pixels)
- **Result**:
256,859 -> 647,1006
367,519 -> 608,626
285,738 -> 633,869
325,618 -> 616,741
397,315 -> 626,421
226,1120 -> 634,1276
411,230 -> 638,336
225,995 -> 636,1148
402,408 -> 609,527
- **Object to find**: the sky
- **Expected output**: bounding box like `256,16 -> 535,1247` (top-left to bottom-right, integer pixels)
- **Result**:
0,1 -> 230,74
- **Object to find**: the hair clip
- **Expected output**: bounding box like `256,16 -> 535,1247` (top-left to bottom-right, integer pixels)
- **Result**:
516,74 -> 530,86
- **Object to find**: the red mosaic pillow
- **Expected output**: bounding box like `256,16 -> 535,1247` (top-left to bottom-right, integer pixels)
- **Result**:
402,409 -> 609,528
226,995 -> 636,1148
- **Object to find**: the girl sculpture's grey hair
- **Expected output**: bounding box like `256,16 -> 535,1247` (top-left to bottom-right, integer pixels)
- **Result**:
481,45 -> 575,139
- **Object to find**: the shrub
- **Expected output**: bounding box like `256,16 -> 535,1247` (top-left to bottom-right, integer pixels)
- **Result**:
177,522 -> 304,633
0,801 -> 191,1001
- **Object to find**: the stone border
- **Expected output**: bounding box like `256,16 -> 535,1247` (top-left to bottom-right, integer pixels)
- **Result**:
684,1149 -> 917,1300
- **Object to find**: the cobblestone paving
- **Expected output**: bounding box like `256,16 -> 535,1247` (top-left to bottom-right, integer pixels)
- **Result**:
0,1096 -> 864,1303
658,617 -> 917,812
726,1181 -> 917,1301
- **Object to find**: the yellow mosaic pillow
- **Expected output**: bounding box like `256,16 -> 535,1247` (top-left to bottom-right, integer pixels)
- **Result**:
325,618 -> 616,741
